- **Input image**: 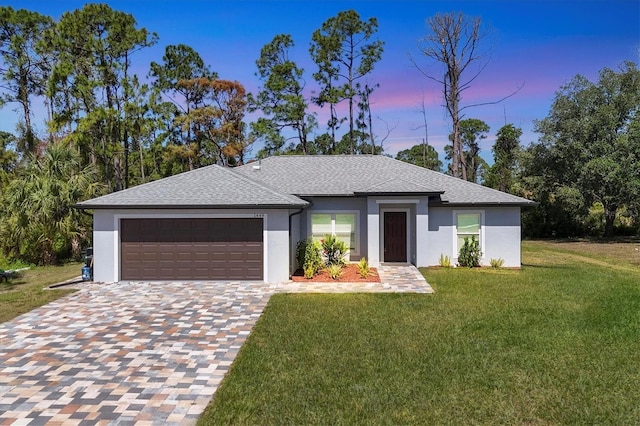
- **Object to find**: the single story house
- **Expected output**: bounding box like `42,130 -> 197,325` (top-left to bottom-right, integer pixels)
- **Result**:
77,155 -> 535,283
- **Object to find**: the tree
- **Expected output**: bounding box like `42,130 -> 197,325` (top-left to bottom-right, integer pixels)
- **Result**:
460,118 -> 489,182
396,143 -> 442,171
525,61 -> 640,237
0,7 -> 54,153
339,130 -> 384,155
0,130 -> 17,186
250,34 -> 315,155
175,78 -> 251,166
0,142 -> 104,264
445,118 -> 489,182
149,44 -> 216,154
45,3 -> 157,191
310,10 -> 384,153
414,12 -> 489,180
356,82 -> 378,154
485,124 -> 522,193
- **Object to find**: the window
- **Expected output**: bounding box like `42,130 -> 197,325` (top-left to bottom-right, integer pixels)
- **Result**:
310,212 -> 358,254
455,212 -> 483,254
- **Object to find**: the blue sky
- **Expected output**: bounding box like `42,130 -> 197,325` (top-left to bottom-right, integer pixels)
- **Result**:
1,0 -> 638,163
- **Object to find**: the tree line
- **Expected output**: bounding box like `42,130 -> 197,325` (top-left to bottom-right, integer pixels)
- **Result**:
0,4 -> 638,265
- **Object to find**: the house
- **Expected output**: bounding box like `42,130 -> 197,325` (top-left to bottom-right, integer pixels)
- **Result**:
77,155 -> 535,283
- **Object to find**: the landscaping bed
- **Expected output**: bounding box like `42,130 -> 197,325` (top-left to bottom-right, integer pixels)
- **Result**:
291,263 -> 380,282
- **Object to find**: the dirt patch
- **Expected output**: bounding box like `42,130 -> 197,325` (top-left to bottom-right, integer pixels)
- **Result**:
292,264 -> 380,282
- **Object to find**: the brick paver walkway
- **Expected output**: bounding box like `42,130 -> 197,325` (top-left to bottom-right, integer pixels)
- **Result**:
0,265 -> 431,425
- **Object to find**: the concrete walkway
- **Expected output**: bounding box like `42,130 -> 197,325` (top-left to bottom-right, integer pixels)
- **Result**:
0,265 -> 431,425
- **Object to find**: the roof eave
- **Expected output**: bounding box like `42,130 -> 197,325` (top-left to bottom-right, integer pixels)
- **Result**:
353,191 -> 445,196
431,201 -> 538,207
74,202 -> 310,210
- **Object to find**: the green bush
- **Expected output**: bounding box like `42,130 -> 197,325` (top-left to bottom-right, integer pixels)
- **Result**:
303,264 -> 316,279
296,238 -> 324,277
357,257 -> 371,278
438,254 -> 451,267
327,264 -> 343,280
458,236 -> 481,268
295,239 -> 308,269
490,258 -> 505,268
321,234 -> 349,266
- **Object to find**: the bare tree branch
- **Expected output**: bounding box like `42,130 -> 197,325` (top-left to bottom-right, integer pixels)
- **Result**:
461,82 -> 525,112
412,11 -> 517,181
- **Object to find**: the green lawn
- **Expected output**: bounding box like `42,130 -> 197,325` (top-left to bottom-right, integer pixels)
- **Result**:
0,263 -> 81,323
200,240 -> 640,425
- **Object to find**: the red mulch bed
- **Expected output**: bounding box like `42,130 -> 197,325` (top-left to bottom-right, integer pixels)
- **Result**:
291,264 -> 380,282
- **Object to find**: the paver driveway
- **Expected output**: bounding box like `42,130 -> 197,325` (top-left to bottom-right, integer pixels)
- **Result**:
0,265 -> 432,425
0,281 -> 272,425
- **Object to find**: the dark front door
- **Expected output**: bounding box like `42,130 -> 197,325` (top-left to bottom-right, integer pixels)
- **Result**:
384,211 -> 407,262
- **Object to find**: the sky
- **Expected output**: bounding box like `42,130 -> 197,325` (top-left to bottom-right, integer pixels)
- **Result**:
1,0 -> 638,164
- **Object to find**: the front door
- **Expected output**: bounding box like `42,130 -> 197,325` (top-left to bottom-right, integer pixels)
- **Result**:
383,211 -> 407,262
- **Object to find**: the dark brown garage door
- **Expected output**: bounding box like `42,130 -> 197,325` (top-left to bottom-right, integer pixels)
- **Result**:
120,218 -> 263,281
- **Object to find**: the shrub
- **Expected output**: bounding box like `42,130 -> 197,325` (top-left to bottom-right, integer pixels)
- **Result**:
321,234 -> 349,266
327,264 -> 343,280
357,257 -> 371,278
296,238 -> 324,277
458,236 -> 481,267
303,264 -> 316,279
490,258 -> 505,268
295,239 -> 307,269
438,254 -> 451,267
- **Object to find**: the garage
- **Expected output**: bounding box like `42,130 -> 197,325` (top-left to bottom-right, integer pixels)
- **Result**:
120,218 -> 263,281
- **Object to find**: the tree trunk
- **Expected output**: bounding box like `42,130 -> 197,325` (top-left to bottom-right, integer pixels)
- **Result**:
603,205 -> 617,238
348,35 -> 355,154
114,155 -> 122,192
330,103 -> 337,151
19,71 -> 35,154
447,70 -> 466,180
41,239 -> 56,266
366,86 -> 375,154
124,52 -> 130,189
348,96 -> 354,154
139,140 -> 145,182
298,123 -> 307,154
71,235 -> 81,260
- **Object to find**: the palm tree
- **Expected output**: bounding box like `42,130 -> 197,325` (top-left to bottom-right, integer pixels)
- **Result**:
0,143 -> 105,264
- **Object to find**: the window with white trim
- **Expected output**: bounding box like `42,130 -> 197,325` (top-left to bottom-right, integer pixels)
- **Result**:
455,212 -> 482,254
310,212 -> 358,254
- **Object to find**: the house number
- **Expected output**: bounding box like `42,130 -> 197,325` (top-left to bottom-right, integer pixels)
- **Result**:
254,213 -> 264,218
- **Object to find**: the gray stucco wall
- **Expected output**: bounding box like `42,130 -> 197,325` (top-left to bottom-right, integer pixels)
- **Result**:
289,212 -> 301,274
426,206 -> 522,267
92,208 -> 291,283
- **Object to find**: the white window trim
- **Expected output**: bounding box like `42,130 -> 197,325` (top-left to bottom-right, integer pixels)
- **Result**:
308,210 -> 360,256
452,209 -> 485,260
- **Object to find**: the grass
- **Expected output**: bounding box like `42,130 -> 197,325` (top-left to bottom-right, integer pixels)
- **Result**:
200,240 -> 640,424
525,237 -> 640,269
0,262 -> 81,323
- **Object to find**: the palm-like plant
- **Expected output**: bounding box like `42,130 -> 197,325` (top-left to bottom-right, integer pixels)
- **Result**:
0,143 -> 105,264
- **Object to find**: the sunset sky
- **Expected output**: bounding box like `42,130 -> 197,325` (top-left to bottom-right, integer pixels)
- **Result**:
2,0 -> 638,163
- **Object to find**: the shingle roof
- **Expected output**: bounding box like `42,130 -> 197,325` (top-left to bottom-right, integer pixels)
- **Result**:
77,164 -> 308,209
78,155 -> 535,209
235,155 -> 535,205
357,178 -> 443,194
